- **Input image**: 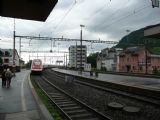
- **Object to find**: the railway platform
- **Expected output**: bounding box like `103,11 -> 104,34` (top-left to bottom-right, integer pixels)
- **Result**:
0,70 -> 53,120
52,68 -> 160,91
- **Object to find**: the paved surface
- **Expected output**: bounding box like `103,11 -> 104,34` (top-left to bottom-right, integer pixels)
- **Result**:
0,70 -> 45,120
52,68 -> 160,91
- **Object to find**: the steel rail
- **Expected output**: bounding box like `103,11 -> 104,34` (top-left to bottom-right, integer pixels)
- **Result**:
46,70 -> 160,106
33,76 -> 72,120
33,75 -> 112,120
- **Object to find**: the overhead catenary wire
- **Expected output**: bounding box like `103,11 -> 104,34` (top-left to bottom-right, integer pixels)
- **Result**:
101,4 -> 151,29
34,0 -> 77,37
86,0 -> 130,21
88,3 -> 151,34
53,0 -> 77,31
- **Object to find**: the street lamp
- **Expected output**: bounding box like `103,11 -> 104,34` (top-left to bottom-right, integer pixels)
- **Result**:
145,39 -> 148,74
13,18 -> 16,74
58,43 -> 60,53
80,24 -> 85,73
126,29 -> 130,44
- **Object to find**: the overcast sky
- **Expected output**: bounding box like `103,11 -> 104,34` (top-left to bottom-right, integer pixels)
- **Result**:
0,0 -> 160,63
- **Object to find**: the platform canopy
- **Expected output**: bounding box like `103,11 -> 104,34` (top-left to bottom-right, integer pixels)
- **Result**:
0,0 -> 58,21
144,24 -> 160,38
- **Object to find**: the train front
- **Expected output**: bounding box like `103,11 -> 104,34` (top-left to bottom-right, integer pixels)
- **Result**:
31,59 -> 43,74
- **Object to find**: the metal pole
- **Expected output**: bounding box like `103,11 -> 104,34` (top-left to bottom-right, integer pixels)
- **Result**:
19,38 -> 21,59
126,30 -> 130,44
145,39 -> 148,74
80,29 -> 82,73
66,55 -> 67,68
13,19 -> 16,73
64,54 -> 65,67
80,24 -> 85,73
51,40 -> 52,52
76,41 -> 77,69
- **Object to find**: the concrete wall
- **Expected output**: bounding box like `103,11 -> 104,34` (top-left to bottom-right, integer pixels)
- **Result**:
144,25 -> 160,37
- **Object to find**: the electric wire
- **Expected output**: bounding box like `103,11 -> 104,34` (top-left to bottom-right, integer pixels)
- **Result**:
53,0 -> 77,31
33,0 -> 77,38
102,4 -> 151,29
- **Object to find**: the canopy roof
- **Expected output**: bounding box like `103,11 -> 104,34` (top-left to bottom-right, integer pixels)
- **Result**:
0,0 -> 58,21
144,24 -> 160,38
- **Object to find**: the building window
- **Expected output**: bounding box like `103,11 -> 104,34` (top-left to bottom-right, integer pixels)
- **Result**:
4,59 -> 9,63
139,66 -> 143,71
133,66 -> 136,70
0,51 -> 3,56
5,51 -> 10,56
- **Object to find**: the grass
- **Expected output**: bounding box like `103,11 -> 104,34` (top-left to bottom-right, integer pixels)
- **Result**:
31,77 -> 62,120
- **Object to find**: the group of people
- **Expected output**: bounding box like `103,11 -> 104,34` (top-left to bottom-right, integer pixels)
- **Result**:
1,68 -> 13,88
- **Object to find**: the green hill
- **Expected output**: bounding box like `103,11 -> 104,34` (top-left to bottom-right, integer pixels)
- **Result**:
116,26 -> 160,54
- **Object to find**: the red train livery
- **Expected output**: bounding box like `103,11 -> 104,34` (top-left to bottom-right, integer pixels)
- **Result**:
31,59 -> 43,74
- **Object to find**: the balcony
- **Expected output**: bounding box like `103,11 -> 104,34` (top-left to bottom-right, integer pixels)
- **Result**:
138,61 -> 151,66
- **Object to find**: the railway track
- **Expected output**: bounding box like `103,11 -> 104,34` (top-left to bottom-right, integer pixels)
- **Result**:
45,69 -> 160,106
41,69 -> 160,120
32,75 -> 112,120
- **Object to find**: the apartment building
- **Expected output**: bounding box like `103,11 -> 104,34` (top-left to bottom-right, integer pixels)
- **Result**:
119,46 -> 160,74
68,45 -> 87,69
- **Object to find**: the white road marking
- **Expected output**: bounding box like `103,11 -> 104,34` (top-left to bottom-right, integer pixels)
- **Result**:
0,96 -> 3,101
21,73 -> 28,112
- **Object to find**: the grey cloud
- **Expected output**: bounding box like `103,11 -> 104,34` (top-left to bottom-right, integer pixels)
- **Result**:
0,0 -> 160,60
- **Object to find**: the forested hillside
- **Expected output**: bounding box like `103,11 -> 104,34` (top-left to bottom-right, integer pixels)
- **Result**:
116,26 -> 160,54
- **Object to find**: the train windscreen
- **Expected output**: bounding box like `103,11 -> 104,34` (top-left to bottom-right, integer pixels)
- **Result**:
33,59 -> 41,66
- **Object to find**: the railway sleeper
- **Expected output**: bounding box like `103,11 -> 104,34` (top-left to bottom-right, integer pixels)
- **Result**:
51,96 -> 65,99
54,99 -> 70,103
58,103 -> 77,108
56,101 -> 74,105
70,113 -> 94,120
48,93 -> 62,96
66,109 -> 88,115
81,118 -> 100,120
62,106 -> 82,111
53,98 -> 67,101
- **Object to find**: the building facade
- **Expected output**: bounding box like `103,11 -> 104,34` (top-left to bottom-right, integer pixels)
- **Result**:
97,48 -> 122,71
68,45 -> 87,69
119,46 -> 160,74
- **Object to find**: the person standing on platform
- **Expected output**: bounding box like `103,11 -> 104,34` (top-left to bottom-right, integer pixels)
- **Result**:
5,68 -> 13,88
1,69 -> 7,88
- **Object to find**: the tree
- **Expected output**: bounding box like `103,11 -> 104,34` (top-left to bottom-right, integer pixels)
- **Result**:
87,52 -> 99,68
25,60 -> 32,68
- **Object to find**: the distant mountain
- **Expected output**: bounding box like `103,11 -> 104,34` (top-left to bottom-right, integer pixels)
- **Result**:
115,25 -> 160,54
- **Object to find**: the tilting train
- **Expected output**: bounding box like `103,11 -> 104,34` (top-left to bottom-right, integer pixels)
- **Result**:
31,59 -> 43,74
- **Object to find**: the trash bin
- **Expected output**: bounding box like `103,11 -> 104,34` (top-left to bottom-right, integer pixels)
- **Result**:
95,72 -> 98,77
90,71 -> 93,76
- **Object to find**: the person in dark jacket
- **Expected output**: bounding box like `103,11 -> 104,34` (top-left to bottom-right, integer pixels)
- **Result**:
2,69 -> 7,87
5,68 -> 13,88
